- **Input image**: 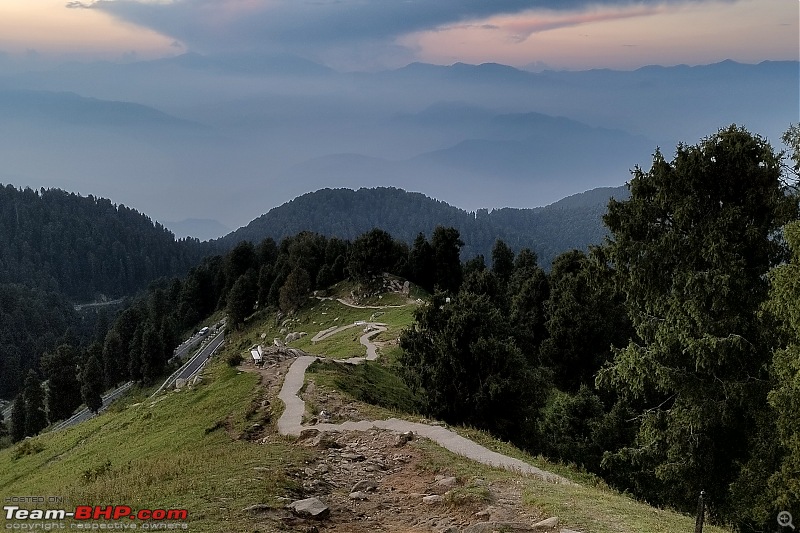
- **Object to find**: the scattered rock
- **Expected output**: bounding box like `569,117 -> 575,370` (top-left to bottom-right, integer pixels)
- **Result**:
288,497 -> 330,520
174,378 -> 186,389
298,428 -> 320,440
436,476 -> 458,490
533,517 -> 559,529
351,480 -> 378,493
306,431 -> 341,449
394,431 -> 414,447
349,491 -> 369,500
422,495 -> 443,504
341,452 -> 366,461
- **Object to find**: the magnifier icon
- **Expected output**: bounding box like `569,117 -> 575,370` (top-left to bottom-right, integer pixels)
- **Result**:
778,511 -> 795,530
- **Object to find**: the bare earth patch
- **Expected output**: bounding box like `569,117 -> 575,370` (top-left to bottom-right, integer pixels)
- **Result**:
241,358 -> 558,533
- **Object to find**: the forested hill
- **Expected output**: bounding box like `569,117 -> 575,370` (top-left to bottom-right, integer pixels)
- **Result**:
212,186 -> 629,267
0,185 -> 205,301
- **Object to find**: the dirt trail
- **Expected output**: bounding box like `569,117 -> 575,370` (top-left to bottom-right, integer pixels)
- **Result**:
276,328 -> 571,485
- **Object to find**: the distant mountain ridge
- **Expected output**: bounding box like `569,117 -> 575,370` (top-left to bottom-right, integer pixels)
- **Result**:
0,89 -> 198,128
213,186 -> 629,267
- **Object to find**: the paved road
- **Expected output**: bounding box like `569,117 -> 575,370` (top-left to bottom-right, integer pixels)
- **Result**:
276,326 -> 570,485
171,328 -> 214,362
153,330 -> 225,395
175,332 -> 225,382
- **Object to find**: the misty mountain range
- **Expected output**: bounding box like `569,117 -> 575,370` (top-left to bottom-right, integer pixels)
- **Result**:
0,55 -> 795,232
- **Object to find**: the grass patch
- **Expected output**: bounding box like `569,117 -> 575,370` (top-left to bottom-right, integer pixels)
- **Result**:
0,359 -> 312,532
411,438 -> 732,533
306,358 -> 421,414
444,483 -> 493,507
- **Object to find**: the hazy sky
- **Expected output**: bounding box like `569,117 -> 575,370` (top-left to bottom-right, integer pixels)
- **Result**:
0,0 -> 796,70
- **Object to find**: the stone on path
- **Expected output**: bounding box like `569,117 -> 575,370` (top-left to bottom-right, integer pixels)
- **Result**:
351,480 -> 378,493
288,497 -> 330,519
394,430 -> 414,447
533,516 -> 559,529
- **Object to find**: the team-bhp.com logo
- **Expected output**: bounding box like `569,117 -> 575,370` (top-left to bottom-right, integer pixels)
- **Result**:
4,505 -> 188,529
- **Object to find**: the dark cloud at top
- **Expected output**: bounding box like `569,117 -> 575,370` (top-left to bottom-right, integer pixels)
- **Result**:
88,0 -> 720,65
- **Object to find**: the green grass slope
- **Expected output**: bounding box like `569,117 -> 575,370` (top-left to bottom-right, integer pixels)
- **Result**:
0,363 -> 310,532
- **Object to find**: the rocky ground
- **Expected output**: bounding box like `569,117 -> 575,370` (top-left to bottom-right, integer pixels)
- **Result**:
240,357 -> 577,533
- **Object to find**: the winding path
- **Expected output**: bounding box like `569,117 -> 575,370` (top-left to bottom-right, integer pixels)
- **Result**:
315,295 -> 409,310
276,324 -> 570,485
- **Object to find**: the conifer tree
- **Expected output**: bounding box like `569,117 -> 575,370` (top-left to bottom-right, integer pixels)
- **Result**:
9,393 -> 25,443
40,344 -> 82,423
81,352 -> 104,414
598,126 -> 797,512
23,370 -> 47,437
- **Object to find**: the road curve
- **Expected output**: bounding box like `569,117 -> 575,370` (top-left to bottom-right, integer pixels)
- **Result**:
276,328 -> 570,485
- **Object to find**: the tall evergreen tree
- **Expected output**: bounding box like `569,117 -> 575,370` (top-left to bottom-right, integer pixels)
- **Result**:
430,226 -> 463,294
227,271 -> 258,327
598,126 -> 797,514
348,228 -> 399,282
753,220 -> 800,527
22,370 -> 47,437
279,267 -> 311,313
400,291 -> 547,442
491,239 -> 515,287
40,344 -> 82,423
141,322 -> 165,384
408,233 -> 435,293
539,249 -> 629,391
9,393 -> 25,443
101,330 -> 124,388
81,351 -> 104,414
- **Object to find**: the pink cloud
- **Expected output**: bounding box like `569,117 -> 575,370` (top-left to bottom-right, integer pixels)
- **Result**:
449,5 -> 668,43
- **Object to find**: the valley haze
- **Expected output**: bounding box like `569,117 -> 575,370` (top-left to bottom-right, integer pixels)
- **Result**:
0,56 -> 796,238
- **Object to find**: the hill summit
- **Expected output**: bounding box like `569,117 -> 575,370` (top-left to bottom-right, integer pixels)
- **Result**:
214,186 -> 628,267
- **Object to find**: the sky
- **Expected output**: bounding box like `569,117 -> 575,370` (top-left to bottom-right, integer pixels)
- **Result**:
0,0 -> 796,70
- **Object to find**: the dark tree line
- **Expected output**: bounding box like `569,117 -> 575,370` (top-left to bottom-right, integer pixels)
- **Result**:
0,185 -> 209,402
0,185 -> 204,301
400,125 -> 800,531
